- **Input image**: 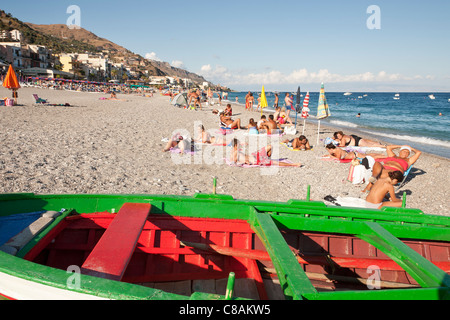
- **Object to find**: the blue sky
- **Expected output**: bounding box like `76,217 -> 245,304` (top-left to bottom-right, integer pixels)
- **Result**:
2,0 -> 450,91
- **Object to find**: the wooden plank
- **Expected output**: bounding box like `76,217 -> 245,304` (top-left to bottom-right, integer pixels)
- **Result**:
359,222 -> 450,289
192,279 -> 217,294
263,279 -> 286,300
81,203 -> 151,281
234,278 -> 260,300
250,209 -> 318,300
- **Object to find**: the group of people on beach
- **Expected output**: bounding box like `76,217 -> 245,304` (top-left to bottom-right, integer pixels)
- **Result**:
164,91 -> 423,210
323,130 -> 422,209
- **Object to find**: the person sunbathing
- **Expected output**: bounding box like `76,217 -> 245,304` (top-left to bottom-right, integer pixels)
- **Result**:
220,112 -> 244,129
324,143 -> 361,160
363,145 -> 421,192
283,135 -> 311,151
230,139 -> 302,167
365,170 -> 404,209
333,131 -> 385,148
163,133 -> 189,153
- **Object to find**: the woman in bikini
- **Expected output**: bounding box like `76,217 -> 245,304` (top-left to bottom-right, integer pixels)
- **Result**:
363,145 -> 421,192
333,131 -> 385,148
230,139 -> 301,167
324,143 -> 362,161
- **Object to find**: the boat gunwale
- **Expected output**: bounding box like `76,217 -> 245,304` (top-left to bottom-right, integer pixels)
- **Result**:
1,193 -> 449,300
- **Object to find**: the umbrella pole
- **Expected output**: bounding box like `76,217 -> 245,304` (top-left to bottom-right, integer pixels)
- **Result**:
317,120 -> 321,146
302,119 -> 306,135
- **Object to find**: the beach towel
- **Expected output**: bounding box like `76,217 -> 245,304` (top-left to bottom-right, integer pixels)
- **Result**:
342,146 -> 386,153
324,195 -> 374,209
281,142 -> 314,152
347,156 -> 375,184
321,157 -> 353,163
225,158 -> 293,168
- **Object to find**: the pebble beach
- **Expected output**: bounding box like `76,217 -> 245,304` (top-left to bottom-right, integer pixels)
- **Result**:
0,87 -> 449,216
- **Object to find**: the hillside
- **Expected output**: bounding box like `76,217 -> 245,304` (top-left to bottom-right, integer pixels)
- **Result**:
0,10 -> 210,83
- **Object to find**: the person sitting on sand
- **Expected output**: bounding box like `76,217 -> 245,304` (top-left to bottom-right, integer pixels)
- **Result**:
247,118 -> 259,135
230,139 -> 302,167
257,115 -> 267,131
224,104 -> 233,116
365,170 -> 404,209
194,125 -> 224,145
163,133 -> 190,153
333,131 -> 385,148
324,143 -> 361,160
277,107 -> 293,125
220,112 -> 243,129
363,145 -> 421,192
263,115 -> 279,134
283,135 -> 311,151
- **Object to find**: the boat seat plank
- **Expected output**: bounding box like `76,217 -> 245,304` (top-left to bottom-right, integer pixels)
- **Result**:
81,203 -> 151,281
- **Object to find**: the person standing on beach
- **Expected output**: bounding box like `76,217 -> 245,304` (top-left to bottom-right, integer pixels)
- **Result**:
285,93 -> 293,110
274,93 -> 279,108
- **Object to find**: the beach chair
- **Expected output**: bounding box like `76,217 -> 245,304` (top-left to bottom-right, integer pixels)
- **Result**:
33,94 -> 48,104
396,165 -> 413,191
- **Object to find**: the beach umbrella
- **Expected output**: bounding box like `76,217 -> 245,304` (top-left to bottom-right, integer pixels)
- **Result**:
294,86 -> 301,127
260,85 -> 268,117
301,92 -> 310,135
316,83 -> 331,145
2,65 -> 21,105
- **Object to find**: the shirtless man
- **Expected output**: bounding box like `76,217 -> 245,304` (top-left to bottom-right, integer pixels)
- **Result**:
365,171 -> 404,209
274,93 -> 279,108
219,112 -> 243,129
283,135 -> 311,151
188,90 -> 202,110
285,93 -> 293,110
264,115 -> 279,134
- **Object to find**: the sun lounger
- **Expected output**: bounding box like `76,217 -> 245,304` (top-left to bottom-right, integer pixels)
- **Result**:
33,94 -> 48,104
396,165 -> 414,191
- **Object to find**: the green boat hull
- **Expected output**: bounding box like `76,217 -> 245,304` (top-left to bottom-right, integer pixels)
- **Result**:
0,193 -> 449,300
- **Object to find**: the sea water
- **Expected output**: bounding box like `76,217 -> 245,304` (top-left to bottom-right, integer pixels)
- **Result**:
225,92 -> 450,159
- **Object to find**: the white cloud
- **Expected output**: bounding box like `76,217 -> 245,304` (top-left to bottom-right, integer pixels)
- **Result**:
171,60 -> 185,69
145,52 -> 162,62
199,64 -> 431,89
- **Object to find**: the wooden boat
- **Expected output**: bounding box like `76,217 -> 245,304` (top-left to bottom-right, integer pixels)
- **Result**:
0,192 -> 449,300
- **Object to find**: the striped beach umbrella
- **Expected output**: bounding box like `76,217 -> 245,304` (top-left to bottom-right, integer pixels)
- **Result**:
294,86 -> 301,127
301,92 -> 310,135
316,83 -> 331,145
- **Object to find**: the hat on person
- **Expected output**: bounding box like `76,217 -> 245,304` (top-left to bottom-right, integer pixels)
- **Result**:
400,146 -> 412,153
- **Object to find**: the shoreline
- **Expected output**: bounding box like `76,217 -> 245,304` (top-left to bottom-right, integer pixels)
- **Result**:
0,87 -> 448,216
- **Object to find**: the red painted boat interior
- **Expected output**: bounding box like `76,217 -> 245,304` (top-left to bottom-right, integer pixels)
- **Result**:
26,212 -> 450,297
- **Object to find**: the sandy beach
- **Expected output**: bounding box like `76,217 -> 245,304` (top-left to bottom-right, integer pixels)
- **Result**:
0,87 -> 448,216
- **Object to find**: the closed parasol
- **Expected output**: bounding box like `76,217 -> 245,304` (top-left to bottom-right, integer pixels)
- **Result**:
316,83 -> 331,145
260,85 -> 268,117
301,92 -> 310,135
2,65 -> 21,105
